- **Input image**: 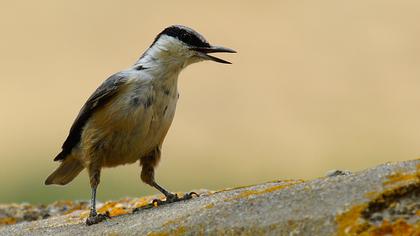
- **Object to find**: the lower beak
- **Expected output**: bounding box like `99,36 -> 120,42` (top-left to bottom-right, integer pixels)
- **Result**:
192,46 -> 237,64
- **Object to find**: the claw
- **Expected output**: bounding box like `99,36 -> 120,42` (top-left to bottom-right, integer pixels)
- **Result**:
165,193 -> 180,203
85,211 -> 110,226
132,198 -> 165,213
132,192 -> 200,213
152,198 -> 164,206
185,192 -> 199,199
150,193 -> 179,206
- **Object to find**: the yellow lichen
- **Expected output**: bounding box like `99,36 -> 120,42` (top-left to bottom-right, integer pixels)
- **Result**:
147,226 -> 187,236
364,192 -> 379,200
134,198 -> 150,209
79,211 -> 90,219
161,215 -> 187,229
204,203 -> 215,209
147,232 -> 168,236
63,204 -> 85,215
383,172 -> 419,186
214,179 -> 304,195
225,180 -> 304,201
162,220 -> 176,227
384,163 -> 420,186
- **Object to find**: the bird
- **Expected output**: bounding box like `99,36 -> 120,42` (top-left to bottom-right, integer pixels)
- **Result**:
45,25 -> 236,225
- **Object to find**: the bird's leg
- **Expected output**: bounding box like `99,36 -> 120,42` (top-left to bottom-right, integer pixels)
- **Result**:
152,181 -> 179,203
89,186 -> 97,216
86,165 -> 109,225
139,159 -> 198,208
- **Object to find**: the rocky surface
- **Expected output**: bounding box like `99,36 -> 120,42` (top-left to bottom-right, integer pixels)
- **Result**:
1,159 -> 419,235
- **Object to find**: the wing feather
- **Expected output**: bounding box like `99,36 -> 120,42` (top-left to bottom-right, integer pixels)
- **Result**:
54,73 -> 129,161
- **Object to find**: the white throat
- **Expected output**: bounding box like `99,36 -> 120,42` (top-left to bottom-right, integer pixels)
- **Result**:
136,35 -> 196,71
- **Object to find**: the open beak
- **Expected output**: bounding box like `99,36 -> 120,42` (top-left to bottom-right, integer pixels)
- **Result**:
192,45 -> 237,64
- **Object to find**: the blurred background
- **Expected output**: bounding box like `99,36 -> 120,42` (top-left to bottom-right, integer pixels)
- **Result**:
1,0 -> 420,203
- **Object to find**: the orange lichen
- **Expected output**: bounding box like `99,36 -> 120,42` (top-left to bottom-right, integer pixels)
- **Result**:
365,219 -> 419,236
337,177 -> 420,236
108,207 -> 129,217
74,192 -> 206,221
0,217 -> 17,225
336,205 -> 367,235
337,207 -> 420,236
98,201 -> 118,211
97,201 -> 129,217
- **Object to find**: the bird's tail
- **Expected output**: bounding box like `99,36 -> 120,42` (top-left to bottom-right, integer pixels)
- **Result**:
45,157 -> 84,185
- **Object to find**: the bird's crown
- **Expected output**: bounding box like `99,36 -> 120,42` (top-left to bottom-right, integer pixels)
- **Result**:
151,25 -> 211,49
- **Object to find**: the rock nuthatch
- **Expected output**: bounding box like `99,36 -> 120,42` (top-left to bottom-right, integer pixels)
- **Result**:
45,25 -> 236,225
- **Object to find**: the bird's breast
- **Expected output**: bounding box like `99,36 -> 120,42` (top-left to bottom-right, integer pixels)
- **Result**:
82,78 -> 179,167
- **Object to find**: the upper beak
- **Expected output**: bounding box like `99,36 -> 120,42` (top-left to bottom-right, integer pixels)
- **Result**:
192,45 -> 237,64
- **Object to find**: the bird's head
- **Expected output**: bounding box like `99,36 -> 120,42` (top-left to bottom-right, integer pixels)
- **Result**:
139,25 -> 236,69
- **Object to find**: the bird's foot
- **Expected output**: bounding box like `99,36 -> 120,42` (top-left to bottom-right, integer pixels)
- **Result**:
153,192 -> 199,206
85,211 -> 110,226
133,192 -> 199,212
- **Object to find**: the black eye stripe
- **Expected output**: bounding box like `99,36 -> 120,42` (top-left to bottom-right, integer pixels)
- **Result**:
151,25 -> 211,48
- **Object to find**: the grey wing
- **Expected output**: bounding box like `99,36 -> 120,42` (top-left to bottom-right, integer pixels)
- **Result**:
54,73 -> 129,161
